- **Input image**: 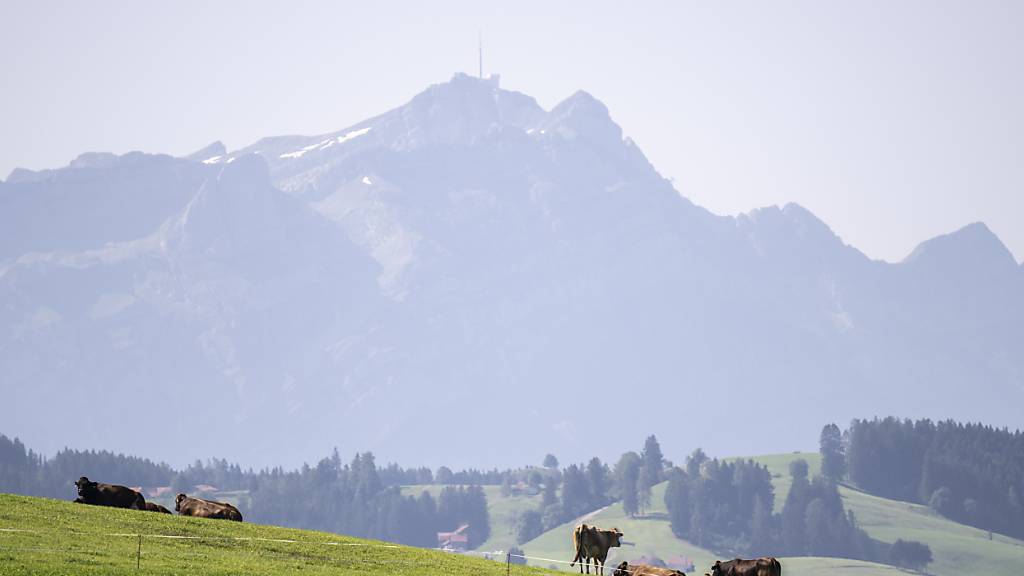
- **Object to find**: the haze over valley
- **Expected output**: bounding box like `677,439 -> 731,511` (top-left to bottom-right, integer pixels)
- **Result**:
2,74 -> 1021,470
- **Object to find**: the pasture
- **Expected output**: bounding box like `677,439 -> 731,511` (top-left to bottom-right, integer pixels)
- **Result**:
0,493 -> 558,576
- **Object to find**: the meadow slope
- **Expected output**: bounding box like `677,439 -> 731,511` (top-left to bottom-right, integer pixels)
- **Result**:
0,494 -> 558,576
747,453 -> 1024,576
511,453 -> 1024,575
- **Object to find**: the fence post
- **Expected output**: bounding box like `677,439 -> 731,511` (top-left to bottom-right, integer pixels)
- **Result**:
506,551 -> 511,576
136,534 -> 142,571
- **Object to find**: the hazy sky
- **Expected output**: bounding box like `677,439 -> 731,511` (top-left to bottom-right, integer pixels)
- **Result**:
2,0 -> 1021,263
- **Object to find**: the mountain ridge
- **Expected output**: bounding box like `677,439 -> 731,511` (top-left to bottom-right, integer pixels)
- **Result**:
1,74 -> 1021,469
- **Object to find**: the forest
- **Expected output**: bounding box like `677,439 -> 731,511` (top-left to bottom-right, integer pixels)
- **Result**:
844,417 -> 1024,539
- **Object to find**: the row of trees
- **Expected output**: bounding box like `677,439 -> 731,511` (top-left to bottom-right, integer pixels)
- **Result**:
514,436 -> 667,545
664,451 -> 930,571
664,451 -> 776,553
843,418 -> 1024,539
246,451 -> 490,547
0,435 -> 489,549
0,435 -> 175,497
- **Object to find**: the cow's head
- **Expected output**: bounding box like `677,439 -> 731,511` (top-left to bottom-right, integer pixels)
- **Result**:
75,476 -> 97,497
609,528 -> 623,547
613,561 -> 630,576
710,560 -> 723,576
175,493 -> 187,512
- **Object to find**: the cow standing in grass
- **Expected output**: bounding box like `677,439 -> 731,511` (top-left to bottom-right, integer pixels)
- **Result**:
175,494 -> 243,521
73,476 -> 146,510
570,523 -> 623,575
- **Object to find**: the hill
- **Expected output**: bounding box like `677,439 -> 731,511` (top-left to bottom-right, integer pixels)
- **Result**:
741,453 -> 1024,576
0,493 -> 556,576
518,482 -> 906,576
512,453 -> 1024,575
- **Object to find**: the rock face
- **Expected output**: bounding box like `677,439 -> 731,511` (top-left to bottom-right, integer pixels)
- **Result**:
2,74 -> 1022,469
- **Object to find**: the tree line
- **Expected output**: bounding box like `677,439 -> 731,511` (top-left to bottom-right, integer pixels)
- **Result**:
513,435 -> 665,544
0,435 -> 489,549
843,417 -> 1024,539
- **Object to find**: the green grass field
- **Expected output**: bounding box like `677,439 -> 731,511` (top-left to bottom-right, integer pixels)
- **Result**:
401,484 -> 544,553
0,493 -> 559,576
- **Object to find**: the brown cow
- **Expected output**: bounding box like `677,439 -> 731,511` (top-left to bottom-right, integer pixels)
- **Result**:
613,561 -> 686,576
175,494 -> 243,522
709,557 -> 780,576
144,502 -> 173,514
73,476 -> 146,510
570,523 -> 623,575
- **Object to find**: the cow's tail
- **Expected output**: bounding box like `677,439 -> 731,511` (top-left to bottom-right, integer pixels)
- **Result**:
570,524 -> 586,567
772,557 -> 781,576
132,491 -> 146,511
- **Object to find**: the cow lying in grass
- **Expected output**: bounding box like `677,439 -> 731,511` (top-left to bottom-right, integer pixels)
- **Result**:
73,476 -> 146,510
613,561 -> 686,576
144,502 -> 172,514
175,493 -> 243,521
708,557 -> 781,576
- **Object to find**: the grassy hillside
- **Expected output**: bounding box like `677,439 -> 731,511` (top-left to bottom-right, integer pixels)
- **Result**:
512,452 -> 1024,575
0,493 -> 558,576
746,453 -> 1024,576
521,481 -> 715,572
517,483 -> 907,576
401,484 -> 544,553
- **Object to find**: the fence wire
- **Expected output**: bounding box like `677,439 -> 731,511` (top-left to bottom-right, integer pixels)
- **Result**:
0,526 -> 583,573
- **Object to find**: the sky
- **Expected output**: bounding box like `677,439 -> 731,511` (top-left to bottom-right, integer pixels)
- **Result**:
1,0 -> 1021,263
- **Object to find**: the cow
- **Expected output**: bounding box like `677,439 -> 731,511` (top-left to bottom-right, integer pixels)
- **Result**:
73,476 -> 146,510
613,561 -> 686,576
175,494 -> 243,522
570,523 -> 623,575
709,557 -> 780,576
144,502 -> 173,514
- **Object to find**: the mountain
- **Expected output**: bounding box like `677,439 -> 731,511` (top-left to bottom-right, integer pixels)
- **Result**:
2,73 -> 1021,469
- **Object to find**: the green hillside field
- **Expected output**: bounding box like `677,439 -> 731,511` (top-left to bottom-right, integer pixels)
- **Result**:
514,453 -> 1024,575
746,453 -> 1024,576
518,482 -> 909,576
0,493 -> 558,576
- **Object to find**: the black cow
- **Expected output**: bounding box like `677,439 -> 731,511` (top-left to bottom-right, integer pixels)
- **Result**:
144,502 -> 173,514
710,557 -> 781,576
73,476 -> 146,510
